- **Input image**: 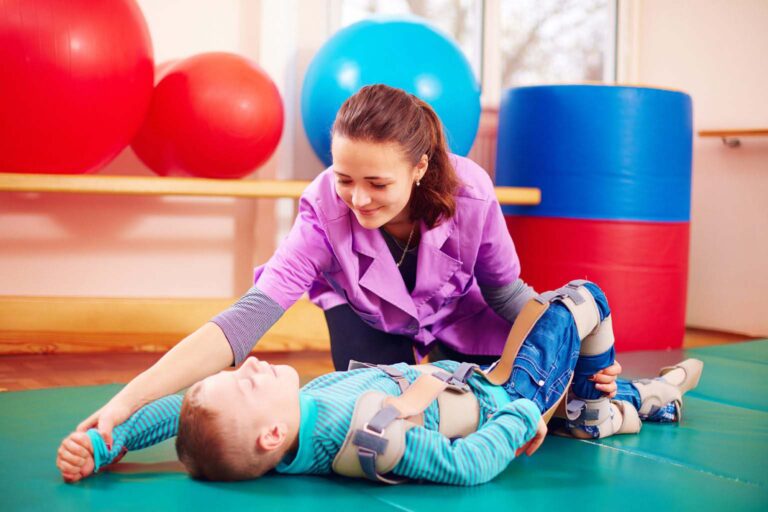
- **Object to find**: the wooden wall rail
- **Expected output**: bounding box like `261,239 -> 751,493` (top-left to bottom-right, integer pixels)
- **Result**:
0,173 -> 540,354
0,297 -> 329,355
0,173 -> 542,205
698,128 -> 768,148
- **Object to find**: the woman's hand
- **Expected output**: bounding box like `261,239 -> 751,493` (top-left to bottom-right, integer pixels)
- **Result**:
75,398 -> 134,449
591,360 -> 622,398
516,416 -> 547,457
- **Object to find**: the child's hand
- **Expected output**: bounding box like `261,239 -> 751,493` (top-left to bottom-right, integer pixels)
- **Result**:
56,432 -> 95,483
515,416 -> 547,457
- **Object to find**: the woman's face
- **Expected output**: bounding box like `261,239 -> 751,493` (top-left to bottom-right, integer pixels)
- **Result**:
331,135 -> 425,230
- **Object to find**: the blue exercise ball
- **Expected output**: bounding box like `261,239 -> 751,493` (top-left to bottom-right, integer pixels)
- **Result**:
301,16 -> 481,166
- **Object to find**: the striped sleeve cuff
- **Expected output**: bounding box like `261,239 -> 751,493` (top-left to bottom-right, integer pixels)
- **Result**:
480,278 -> 537,324
210,286 -> 285,365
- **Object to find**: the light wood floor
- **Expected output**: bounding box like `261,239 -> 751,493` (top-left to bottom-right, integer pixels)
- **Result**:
0,328 -> 760,392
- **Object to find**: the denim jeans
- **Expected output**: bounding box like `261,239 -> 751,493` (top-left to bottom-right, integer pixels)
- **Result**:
495,282 -> 638,414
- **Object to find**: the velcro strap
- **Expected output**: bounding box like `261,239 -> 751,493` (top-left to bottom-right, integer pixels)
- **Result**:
377,365 -> 404,379
358,448 -> 406,485
353,405 -> 405,484
358,448 -> 379,481
347,360 -> 367,371
540,284 -> 584,305
353,429 -> 389,455
566,398 -> 613,425
541,282 -> 601,341
453,362 -> 479,385
429,364 -> 477,393
347,360 -> 409,394
364,405 -> 401,435
347,360 -> 404,379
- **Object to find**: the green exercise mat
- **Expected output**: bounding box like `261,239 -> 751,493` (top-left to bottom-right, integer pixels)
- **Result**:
1,341 -> 767,511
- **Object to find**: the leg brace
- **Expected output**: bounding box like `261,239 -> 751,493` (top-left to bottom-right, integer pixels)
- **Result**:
540,281 -> 642,439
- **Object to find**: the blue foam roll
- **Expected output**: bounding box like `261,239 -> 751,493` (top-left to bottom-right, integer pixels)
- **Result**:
496,85 -> 693,222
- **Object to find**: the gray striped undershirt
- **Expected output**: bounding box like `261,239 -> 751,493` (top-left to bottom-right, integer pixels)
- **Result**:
479,278 -> 537,324
210,285 -> 285,365
212,279 -> 536,366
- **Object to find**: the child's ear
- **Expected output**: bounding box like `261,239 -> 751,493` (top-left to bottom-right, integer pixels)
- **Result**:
257,423 -> 287,452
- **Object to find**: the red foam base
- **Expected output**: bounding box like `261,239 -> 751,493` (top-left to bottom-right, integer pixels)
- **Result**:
506,216 -> 690,351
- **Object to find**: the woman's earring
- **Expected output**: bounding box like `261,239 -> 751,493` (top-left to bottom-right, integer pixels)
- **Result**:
416,177 -> 421,187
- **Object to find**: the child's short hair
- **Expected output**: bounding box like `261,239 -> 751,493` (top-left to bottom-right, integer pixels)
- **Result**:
175,383 -> 281,481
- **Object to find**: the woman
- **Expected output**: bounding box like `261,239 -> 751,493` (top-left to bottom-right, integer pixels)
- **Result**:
77,85 -> 619,446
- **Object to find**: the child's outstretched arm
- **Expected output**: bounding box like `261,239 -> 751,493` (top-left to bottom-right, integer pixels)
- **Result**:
58,394 -> 183,482
392,398 -> 542,486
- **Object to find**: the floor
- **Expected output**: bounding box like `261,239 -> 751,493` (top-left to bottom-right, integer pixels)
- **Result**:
3,337 -> 766,511
0,327 -> 759,392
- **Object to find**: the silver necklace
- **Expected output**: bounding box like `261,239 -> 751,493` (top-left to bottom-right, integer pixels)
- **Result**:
390,223 -> 416,267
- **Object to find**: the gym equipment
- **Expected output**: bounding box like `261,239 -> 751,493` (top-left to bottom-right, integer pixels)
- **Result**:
301,17 -> 480,166
0,0 -> 153,174
131,53 -> 284,179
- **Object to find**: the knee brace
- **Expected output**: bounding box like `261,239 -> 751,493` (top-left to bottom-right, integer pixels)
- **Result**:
540,280 -> 613,355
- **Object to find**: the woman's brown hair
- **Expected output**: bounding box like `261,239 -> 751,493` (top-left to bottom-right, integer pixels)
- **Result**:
332,84 -> 460,229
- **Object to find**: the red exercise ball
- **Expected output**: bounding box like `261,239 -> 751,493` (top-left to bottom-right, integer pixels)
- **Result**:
131,53 -> 284,179
0,0 -> 153,174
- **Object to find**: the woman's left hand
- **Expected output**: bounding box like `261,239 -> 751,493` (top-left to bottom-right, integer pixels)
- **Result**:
591,360 -> 622,398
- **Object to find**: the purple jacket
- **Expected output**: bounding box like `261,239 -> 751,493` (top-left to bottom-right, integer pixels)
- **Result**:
253,155 -> 521,357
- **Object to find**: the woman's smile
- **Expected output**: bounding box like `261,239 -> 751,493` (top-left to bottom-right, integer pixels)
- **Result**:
356,207 -> 383,216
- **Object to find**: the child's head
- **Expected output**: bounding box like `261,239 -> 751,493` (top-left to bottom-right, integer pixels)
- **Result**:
175,357 -> 301,481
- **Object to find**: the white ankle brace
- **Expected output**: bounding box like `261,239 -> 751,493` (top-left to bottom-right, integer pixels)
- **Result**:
565,397 -> 641,439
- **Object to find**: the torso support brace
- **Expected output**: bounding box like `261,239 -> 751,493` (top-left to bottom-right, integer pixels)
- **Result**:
332,362 -> 480,484
332,280 -> 601,484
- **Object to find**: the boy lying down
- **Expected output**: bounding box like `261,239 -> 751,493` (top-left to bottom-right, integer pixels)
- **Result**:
56,281 -> 703,486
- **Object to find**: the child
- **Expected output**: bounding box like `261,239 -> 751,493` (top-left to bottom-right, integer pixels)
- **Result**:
56,281 -> 703,485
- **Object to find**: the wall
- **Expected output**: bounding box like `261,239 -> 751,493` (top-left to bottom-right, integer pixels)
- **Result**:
2,0 -> 766,336
621,0 -> 768,335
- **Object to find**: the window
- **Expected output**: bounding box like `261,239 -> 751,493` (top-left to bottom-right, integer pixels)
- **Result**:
338,0 -> 484,80
336,0 -> 617,99
497,0 -> 616,88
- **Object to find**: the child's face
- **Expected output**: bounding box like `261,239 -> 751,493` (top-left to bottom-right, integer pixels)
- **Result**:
198,357 -> 301,448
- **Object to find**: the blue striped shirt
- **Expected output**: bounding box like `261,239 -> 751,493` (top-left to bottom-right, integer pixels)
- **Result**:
88,361 -> 540,486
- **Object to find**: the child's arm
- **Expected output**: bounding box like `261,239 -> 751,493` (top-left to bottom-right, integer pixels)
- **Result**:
392,398 -> 542,486
64,394 -> 183,480
77,322 -> 233,447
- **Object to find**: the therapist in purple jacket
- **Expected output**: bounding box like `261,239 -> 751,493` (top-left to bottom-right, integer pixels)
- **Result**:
76,84 -> 619,446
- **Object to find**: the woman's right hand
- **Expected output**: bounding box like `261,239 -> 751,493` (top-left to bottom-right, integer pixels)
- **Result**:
73,322 -> 234,447
76,398 -> 134,449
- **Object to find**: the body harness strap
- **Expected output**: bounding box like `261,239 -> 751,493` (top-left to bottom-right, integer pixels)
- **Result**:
334,280 -> 611,483
335,361 -> 479,483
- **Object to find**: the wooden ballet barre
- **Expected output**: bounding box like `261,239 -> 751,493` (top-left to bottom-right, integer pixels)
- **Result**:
698,128 -> 768,148
0,172 -> 541,205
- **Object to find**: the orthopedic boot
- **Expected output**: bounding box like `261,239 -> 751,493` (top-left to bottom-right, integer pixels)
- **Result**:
632,358 -> 704,422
